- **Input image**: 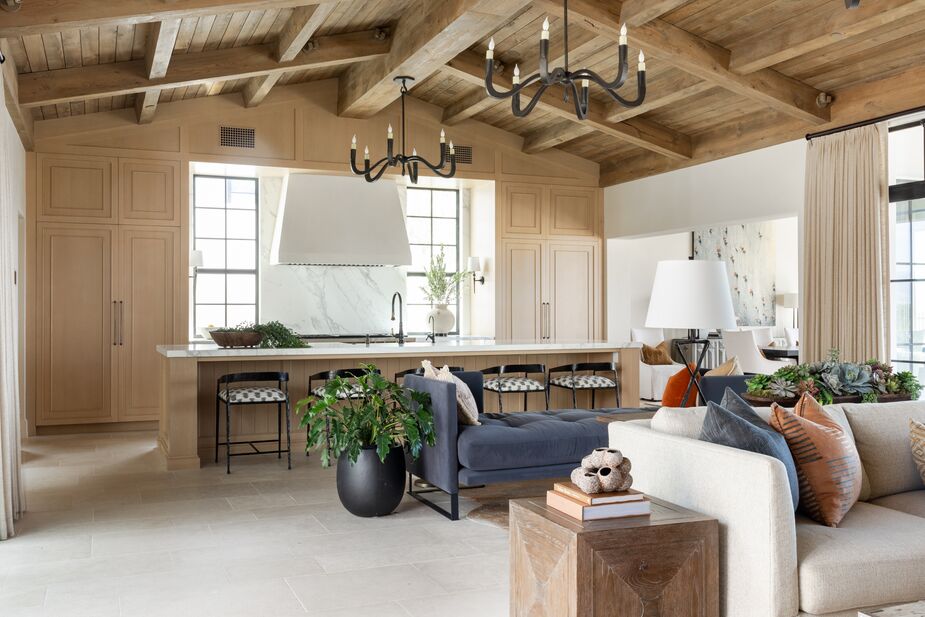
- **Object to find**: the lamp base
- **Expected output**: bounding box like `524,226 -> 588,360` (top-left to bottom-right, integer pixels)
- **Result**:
673,338 -> 711,406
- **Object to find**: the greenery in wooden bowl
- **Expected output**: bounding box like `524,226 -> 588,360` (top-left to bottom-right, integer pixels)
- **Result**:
211,321 -> 307,349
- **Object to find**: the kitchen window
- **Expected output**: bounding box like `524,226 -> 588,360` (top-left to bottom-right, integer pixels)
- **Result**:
192,175 -> 259,335
888,119 -> 925,395
404,187 -> 460,334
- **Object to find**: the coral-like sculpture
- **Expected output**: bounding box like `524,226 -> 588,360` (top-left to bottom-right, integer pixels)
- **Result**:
570,448 -> 634,494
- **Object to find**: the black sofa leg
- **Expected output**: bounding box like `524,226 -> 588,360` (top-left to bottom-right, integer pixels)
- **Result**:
407,473 -> 460,521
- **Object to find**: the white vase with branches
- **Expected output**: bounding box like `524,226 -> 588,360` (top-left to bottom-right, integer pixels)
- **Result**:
421,247 -> 470,335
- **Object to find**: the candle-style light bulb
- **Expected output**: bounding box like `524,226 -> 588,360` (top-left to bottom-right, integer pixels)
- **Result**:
440,129 -> 446,144
363,146 -> 369,160
581,79 -> 589,89
638,50 -> 646,71
541,17 -> 550,40
412,147 -> 417,157
486,37 -> 495,60
387,124 -> 393,139
513,64 -> 520,85
351,134 -> 357,150
449,141 -> 455,155
619,23 -> 627,46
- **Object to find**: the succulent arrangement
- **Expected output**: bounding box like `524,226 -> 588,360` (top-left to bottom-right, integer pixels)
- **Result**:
746,350 -> 922,405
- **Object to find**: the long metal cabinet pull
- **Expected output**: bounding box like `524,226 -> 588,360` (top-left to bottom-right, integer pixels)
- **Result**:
119,301 -> 124,346
112,301 -> 117,346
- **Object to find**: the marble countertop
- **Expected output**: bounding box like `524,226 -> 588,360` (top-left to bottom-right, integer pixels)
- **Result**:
156,339 -> 640,359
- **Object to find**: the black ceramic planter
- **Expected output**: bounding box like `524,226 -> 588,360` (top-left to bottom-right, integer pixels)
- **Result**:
336,445 -> 406,517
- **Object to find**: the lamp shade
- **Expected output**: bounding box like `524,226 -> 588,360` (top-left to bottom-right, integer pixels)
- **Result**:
776,292 -> 798,309
645,260 -> 737,331
468,255 -> 482,272
190,250 -> 204,268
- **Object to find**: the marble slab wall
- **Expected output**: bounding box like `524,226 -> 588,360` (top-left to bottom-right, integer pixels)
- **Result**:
259,177 -> 406,335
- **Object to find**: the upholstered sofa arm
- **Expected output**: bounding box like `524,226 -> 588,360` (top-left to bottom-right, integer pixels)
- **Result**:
609,422 -> 799,617
404,375 -> 459,495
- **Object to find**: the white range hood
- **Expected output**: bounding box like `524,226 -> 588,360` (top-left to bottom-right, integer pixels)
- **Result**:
271,174 -> 412,266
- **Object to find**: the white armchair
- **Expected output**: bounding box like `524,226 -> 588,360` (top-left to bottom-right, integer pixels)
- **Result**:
721,329 -> 791,375
631,327 -> 684,401
785,327 -> 799,348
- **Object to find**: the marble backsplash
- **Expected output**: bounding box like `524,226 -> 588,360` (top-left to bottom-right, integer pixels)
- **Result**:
259,177 -> 406,335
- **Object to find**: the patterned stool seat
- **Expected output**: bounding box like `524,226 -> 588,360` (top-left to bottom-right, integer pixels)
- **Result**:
550,374 -> 617,389
218,386 -> 287,404
484,377 -> 546,393
311,383 -> 365,399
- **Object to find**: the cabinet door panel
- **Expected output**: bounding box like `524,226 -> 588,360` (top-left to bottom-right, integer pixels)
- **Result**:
119,159 -> 180,225
38,154 -> 117,222
37,224 -> 117,425
119,228 -> 177,421
548,242 -> 598,341
548,186 -> 597,237
501,240 -> 544,341
501,183 -> 545,236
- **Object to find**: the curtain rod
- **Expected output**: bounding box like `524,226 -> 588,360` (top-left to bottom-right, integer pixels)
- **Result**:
805,104 -> 925,140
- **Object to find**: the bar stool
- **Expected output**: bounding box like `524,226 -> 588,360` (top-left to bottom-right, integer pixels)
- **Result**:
215,372 -> 291,474
548,362 -> 621,409
481,364 -> 548,412
394,366 -> 464,383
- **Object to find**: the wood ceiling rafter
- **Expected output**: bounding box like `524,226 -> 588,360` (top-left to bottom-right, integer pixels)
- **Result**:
136,19 -> 182,124
0,40 -> 34,149
336,0 -> 533,118
242,2 -> 339,108
619,0 -> 693,27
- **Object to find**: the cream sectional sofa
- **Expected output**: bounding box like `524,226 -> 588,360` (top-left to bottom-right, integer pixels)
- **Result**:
609,399 -> 925,617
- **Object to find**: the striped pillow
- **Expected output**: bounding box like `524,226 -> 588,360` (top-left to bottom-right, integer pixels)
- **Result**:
911,419 -> 925,483
770,393 -> 862,527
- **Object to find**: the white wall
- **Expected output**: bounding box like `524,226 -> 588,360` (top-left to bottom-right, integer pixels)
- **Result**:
604,139 -> 805,238
467,180 -> 495,337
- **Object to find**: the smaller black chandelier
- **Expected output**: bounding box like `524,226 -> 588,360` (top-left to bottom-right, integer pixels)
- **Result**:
349,76 -> 456,184
484,0 -> 646,120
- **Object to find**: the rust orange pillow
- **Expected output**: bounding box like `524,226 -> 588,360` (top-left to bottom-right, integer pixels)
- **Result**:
770,393 -> 862,527
661,364 -> 698,407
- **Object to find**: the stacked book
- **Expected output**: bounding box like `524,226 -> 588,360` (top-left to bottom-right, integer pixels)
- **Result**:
546,482 -> 650,521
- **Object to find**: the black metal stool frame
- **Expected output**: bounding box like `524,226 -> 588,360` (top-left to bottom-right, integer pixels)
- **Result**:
548,362 -> 621,409
215,371 -> 291,474
305,367 -> 381,456
481,364 -> 549,412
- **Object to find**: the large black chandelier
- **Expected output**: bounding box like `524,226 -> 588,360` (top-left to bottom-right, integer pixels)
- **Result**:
484,0 -> 647,120
349,76 -> 456,184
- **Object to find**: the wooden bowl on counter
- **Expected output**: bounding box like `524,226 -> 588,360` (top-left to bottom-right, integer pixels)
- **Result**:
209,330 -> 264,348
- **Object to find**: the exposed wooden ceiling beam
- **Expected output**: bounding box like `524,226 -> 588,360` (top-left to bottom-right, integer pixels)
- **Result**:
442,86 -> 496,125
523,122 -> 596,154
444,50 -> 692,160
0,0 -> 331,37
1,40 -> 34,150
729,0 -> 925,74
242,2 -> 338,108
599,62 -> 925,186
136,19 -> 181,124
620,0 -> 692,27
337,0 -> 531,118
18,29 -> 391,108
605,76 -> 711,123
536,0 -> 831,125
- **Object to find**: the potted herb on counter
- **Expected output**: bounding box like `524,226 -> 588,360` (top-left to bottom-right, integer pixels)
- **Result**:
421,247 -> 470,335
295,364 -> 435,517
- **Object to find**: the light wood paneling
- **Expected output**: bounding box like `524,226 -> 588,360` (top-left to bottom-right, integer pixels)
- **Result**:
119,158 -> 180,225
548,186 -> 597,237
500,239 -> 544,342
36,223 -> 117,425
38,153 -> 116,222
501,183 -> 545,236
547,241 -> 597,341
119,227 -> 178,421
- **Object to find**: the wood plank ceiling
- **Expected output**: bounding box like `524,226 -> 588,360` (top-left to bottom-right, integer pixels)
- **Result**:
2,0 -> 925,185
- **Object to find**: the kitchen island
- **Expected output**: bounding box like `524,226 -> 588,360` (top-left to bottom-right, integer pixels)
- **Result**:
156,340 -> 641,470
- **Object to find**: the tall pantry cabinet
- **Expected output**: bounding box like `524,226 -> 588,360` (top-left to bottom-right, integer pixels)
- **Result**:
33,154 -> 181,427
497,183 -> 603,342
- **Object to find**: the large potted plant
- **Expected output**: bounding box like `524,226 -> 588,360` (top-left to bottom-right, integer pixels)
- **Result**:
295,364 -> 435,517
421,247 -> 470,335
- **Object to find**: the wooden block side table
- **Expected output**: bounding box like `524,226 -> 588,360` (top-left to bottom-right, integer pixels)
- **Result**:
510,496 -> 719,617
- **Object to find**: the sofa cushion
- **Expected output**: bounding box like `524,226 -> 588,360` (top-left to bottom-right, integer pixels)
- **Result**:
912,419 -> 925,483
797,501 -> 925,614
870,490 -> 925,518
642,341 -> 673,365
457,410 -> 609,471
841,401 -> 925,499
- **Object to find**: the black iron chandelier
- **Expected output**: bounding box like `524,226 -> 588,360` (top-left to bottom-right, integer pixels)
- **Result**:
349,76 -> 456,184
484,0 -> 646,120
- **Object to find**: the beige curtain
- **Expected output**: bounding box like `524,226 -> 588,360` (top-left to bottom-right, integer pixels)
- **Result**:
803,123 -> 890,363
0,60 -> 25,540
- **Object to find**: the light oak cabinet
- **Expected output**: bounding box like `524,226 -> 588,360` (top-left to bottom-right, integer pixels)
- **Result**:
119,159 -> 181,226
499,238 -> 600,342
35,223 -> 178,426
499,182 -> 599,238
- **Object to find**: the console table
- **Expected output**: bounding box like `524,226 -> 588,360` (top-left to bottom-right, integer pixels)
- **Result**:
509,496 -> 718,617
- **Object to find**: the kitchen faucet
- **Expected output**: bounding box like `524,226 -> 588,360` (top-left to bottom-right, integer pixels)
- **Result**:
426,315 -> 436,344
390,292 -> 404,346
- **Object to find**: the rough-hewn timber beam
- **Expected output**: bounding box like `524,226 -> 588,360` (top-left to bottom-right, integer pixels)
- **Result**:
18,30 -> 391,107
136,19 -> 181,124
337,0 -> 531,118
242,2 -> 339,108
729,0 -> 925,74
523,122 -> 596,154
1,40 -> 34,150
620,0 -> 692,27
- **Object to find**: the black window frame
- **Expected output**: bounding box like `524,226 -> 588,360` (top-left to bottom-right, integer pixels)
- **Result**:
192,174 -> 260,336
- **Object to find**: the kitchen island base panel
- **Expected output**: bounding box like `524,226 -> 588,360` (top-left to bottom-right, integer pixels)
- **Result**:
157,347 -> 641,470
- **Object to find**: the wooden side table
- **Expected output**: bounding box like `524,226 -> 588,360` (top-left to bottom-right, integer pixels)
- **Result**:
510,496 -> 719,617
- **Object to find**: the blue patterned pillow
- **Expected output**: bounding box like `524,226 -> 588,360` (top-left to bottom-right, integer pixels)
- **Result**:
699,388 -> 800,510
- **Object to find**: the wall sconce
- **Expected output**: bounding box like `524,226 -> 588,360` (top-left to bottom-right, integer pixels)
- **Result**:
189,250 -> 204,279
468,255 -> 486,290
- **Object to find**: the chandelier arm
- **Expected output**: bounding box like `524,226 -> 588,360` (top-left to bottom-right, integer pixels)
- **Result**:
567,80 -> 589,120
485,60 -> 543,99
599,71 -> 647,107
364,161 -> 392,183
569,53 -> 629,91
349,150 -> 367,175
412,153 -> 456,174
431,157 -> 457,179
512,83 -> 550,117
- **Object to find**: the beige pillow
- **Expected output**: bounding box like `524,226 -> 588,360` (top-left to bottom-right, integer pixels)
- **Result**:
642,341 -> 674,365
705,355 -> 743,377
911,419 -> 925,483
420,361 -> 480,426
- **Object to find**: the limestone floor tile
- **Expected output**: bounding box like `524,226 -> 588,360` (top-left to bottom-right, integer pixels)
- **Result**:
412,551 -> 509,593
308,602 -> 412,617
225,493 -> 298,510
399,586 -> 509,617
90,523 -> 218,557
315,539 -> 480,574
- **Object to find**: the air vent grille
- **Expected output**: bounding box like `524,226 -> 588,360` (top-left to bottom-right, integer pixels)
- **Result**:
220,126 -> 255,149
454,145 -> 473,164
